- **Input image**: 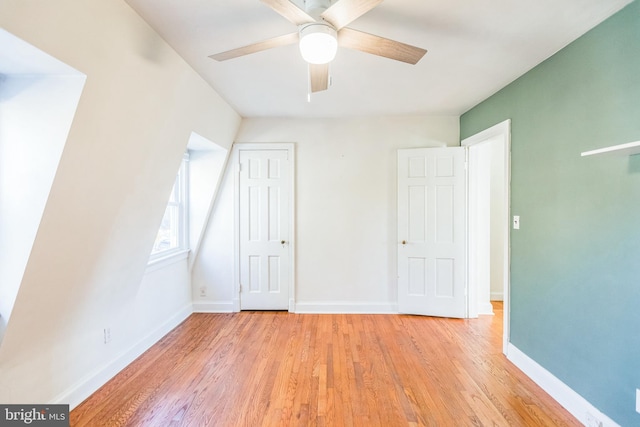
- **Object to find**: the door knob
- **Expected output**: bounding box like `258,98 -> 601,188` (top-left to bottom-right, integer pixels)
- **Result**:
281,240 -> 286,245
402,240 -> 407,245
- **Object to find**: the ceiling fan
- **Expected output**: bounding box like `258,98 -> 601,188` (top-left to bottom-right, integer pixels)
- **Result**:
209,0 -> 427,93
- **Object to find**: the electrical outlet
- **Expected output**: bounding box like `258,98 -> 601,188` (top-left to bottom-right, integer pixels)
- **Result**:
513,215 -> 520,230
585,412 -> 602,427
199,286 -> 207,297
103,328 -> 111,344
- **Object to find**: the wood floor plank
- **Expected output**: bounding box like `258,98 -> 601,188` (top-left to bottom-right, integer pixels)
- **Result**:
71,304 -> 580,426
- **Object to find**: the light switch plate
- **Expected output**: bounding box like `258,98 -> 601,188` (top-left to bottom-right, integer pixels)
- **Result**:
513,215 -> 520,229
636,389 -> 640,413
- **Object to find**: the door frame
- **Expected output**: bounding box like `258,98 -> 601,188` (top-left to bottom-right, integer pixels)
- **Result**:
232,143 -> 296,312
461,120 -> 511,354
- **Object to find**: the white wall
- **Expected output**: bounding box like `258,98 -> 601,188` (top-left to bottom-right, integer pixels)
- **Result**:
187,134 -> 230,264
0,1 -> 240,407
468,141 -> 494,315
0,73 -> 85,340
490,138 -> 506,300
465,132 -> 508,310
192,154 -> 237,312
193,116 -> 459,312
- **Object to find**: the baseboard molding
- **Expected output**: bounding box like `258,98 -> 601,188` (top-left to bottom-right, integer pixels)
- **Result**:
294,301 -> 398,314
478,301 -> 495,315
54,303 -> 193,410
192,301 -> 235,313
507,343 -> 619,427
490,292 -> 504,301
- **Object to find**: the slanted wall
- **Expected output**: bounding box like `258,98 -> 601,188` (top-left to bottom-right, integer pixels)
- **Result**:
0,0 -> 240,406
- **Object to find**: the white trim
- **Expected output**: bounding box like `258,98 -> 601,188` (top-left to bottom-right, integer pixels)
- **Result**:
461,119 -> 511,354
148,154 -> 190,263
581,140 -> 640,157
461,120 -> 511,148
507,344 -> 620,427
232,143 -> 296,312
192,302 -> 235,313
477,302 -> 495,315
490,292 -> 504,301
294,301 -> 398,314
54,304 -> 193,410
145,249 -> 189,273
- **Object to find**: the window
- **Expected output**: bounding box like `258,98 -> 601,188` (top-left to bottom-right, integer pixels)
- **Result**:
150,152 -> 189,261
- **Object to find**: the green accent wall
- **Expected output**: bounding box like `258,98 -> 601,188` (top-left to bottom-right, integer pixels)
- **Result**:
461,1 -> 640,425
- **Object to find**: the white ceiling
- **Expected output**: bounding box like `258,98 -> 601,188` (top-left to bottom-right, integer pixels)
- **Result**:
125,0 -> 631,118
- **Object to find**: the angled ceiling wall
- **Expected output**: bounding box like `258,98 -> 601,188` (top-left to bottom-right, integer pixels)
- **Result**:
0,0 -> 240,405
0,29 -> 86,343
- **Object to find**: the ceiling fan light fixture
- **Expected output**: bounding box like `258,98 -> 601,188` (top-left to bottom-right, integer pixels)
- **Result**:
299,23 -> 337,65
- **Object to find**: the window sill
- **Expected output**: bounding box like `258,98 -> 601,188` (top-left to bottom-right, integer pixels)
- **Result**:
146,249 -> 190,273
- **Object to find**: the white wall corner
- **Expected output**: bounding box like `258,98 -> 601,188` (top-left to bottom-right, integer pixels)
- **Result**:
192,301 -> 235,313
53,304 -> 193,410
507,343 -> 620,427
294,301 -> 398,314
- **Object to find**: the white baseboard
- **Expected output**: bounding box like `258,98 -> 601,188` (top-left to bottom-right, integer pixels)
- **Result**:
478,301 -> 495,315
294,301 -> 398,314
54,303 -> 193,410
507,343 -> 619,427
490,292 -> 504,301
192,301 -> 235,313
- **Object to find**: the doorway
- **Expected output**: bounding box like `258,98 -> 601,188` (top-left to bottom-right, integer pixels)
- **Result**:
462,120 -> 511,353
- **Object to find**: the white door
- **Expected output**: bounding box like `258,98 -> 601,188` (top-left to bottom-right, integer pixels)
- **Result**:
238,147 -> 292,310
397,147 -> 467,318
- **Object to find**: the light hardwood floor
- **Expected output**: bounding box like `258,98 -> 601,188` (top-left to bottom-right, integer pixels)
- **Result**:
71,302 -> 580,426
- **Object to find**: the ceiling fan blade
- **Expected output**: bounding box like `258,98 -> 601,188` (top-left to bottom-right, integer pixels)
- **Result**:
260,0 -> 316,26
338,27 -> 427,65
209,32 -> 299,61
321,0 -> 383,30
309,63 -> 329,93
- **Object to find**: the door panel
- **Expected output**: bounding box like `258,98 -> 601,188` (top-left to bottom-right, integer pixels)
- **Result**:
408,257 -> 427,295
239,149 -> 291,310
436,184 -> 454,242
398,147 -> 467,318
